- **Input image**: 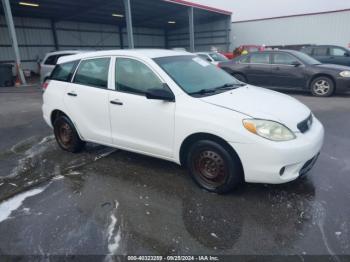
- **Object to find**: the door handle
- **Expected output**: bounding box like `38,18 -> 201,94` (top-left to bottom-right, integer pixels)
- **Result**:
110,99 -> 123,106
67,92 -> 77,97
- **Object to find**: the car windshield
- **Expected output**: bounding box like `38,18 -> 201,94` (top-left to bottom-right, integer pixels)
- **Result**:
295,52 -> 321,65
154,55 -> 243,96
209,53 -> 228,62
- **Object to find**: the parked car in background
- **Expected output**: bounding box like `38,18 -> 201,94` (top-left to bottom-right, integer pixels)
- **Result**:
301,45 -> 350,67
221,45 -> 264,60
219,50 -> 350,97
40,50 -> 84,83
195,52 -> 229,65
42,49 -> 324,194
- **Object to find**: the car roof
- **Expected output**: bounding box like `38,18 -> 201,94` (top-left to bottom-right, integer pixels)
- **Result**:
306,45 -> 347,48
248,49 -> 301,55
58,49 -> 192,64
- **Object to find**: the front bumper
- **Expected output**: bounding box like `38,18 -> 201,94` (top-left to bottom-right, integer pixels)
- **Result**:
335,77 -> 350,92
230,117 -> 324,184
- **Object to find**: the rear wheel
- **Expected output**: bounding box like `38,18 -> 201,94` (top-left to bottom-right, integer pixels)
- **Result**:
233,73 -> 247,83
310,76 -> 334,97
187,140 -> 243,194
53,115 -> 85,153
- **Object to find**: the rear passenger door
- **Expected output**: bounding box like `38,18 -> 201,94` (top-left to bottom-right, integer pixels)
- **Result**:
64,57 -> 112,144
244,53 -> 272,86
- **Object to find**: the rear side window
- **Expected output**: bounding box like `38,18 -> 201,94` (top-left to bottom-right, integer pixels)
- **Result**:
250,53 -> 270,64
302,47 -> 313,55
314,47 -> 328,56
50,61 -> 77,82
73,57 -> 110,89
239,55 -> 250,63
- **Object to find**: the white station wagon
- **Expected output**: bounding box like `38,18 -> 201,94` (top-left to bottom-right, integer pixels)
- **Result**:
42,49 -> 324,193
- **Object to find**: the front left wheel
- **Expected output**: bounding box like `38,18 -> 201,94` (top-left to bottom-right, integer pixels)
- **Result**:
310,76 -> 335,97
53,115 -> 85,153
187,140 -> 243,194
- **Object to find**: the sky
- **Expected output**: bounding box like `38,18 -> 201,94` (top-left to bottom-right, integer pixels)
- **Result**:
190,0 -> 350,21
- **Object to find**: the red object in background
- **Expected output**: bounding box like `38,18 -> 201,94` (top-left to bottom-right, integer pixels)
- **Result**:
219,52 -> 234,59
348,43 -> 350,48
221,45 -> 264,60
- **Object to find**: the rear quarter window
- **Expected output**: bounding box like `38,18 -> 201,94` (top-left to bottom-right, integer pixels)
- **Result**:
50,61 -> 78,82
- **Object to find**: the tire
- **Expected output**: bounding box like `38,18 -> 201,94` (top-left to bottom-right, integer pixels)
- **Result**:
233,73 -> 247,83
310,76 -> 335,97
53,115 -> 85,153
186,140 -> 243,194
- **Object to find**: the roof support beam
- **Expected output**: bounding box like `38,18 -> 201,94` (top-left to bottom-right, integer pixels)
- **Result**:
119,26 -> 124,49
123,0 -> 134,48
1,0 -> 26,85
188,6 -> 195,52
51,20 -> 59,51
164,29 -> 169,49
225,15 -> 231,52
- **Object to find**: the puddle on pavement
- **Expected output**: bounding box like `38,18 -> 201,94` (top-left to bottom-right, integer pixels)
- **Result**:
1,136 -> 348,255
0,135 -> 117,201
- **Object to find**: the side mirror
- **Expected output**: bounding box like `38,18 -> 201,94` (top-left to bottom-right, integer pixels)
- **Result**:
344,52 -> 350,57
146,86 -> 175,102
291,61 -> 302,67
207,58 -> 212,62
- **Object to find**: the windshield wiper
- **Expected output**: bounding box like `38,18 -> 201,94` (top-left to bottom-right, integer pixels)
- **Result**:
214,83 -> 246,90
190,83 -> 245,96
189,88 -> 218,96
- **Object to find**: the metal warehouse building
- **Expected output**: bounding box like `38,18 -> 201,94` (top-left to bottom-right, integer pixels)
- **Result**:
231,9 -> 350,49
0,0 -> 232,84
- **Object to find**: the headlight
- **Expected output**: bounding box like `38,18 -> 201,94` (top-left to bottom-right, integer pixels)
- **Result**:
340,71 -> 350,77
243,119 -> 296,141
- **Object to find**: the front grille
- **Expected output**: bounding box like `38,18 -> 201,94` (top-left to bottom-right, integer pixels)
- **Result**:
297,114 -> 313,133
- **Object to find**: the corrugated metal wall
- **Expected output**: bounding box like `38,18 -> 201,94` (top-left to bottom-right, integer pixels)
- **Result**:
231,10 -> 350,49
1,14 -> 229,73
0,16 -> 165,73
168,18 -> 229,52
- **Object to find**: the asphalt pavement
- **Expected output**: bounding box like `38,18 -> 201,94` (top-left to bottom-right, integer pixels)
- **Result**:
0,86 -> 349,260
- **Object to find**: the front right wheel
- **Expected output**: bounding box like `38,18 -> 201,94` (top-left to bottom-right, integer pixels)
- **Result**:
187,140 -> 243,194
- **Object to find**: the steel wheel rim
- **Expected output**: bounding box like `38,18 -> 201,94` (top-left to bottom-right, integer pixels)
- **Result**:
58,123 -> 73,148
192,150 -> 228,188
314,80 -> 330,95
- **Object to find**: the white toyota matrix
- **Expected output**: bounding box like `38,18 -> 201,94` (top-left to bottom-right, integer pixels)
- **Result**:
42,49 -> 324,194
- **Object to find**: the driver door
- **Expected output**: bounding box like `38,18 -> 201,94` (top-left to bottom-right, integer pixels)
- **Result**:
109,57 -> 175,158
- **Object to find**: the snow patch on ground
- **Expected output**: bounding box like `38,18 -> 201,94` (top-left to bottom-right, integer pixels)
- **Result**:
0,185 -> 47,223
107,201 -> 121,255
6,135 -> 54,178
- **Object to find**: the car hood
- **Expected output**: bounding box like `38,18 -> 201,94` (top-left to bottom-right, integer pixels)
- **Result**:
315,63 -> 350,71
200,85 -> 311,131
